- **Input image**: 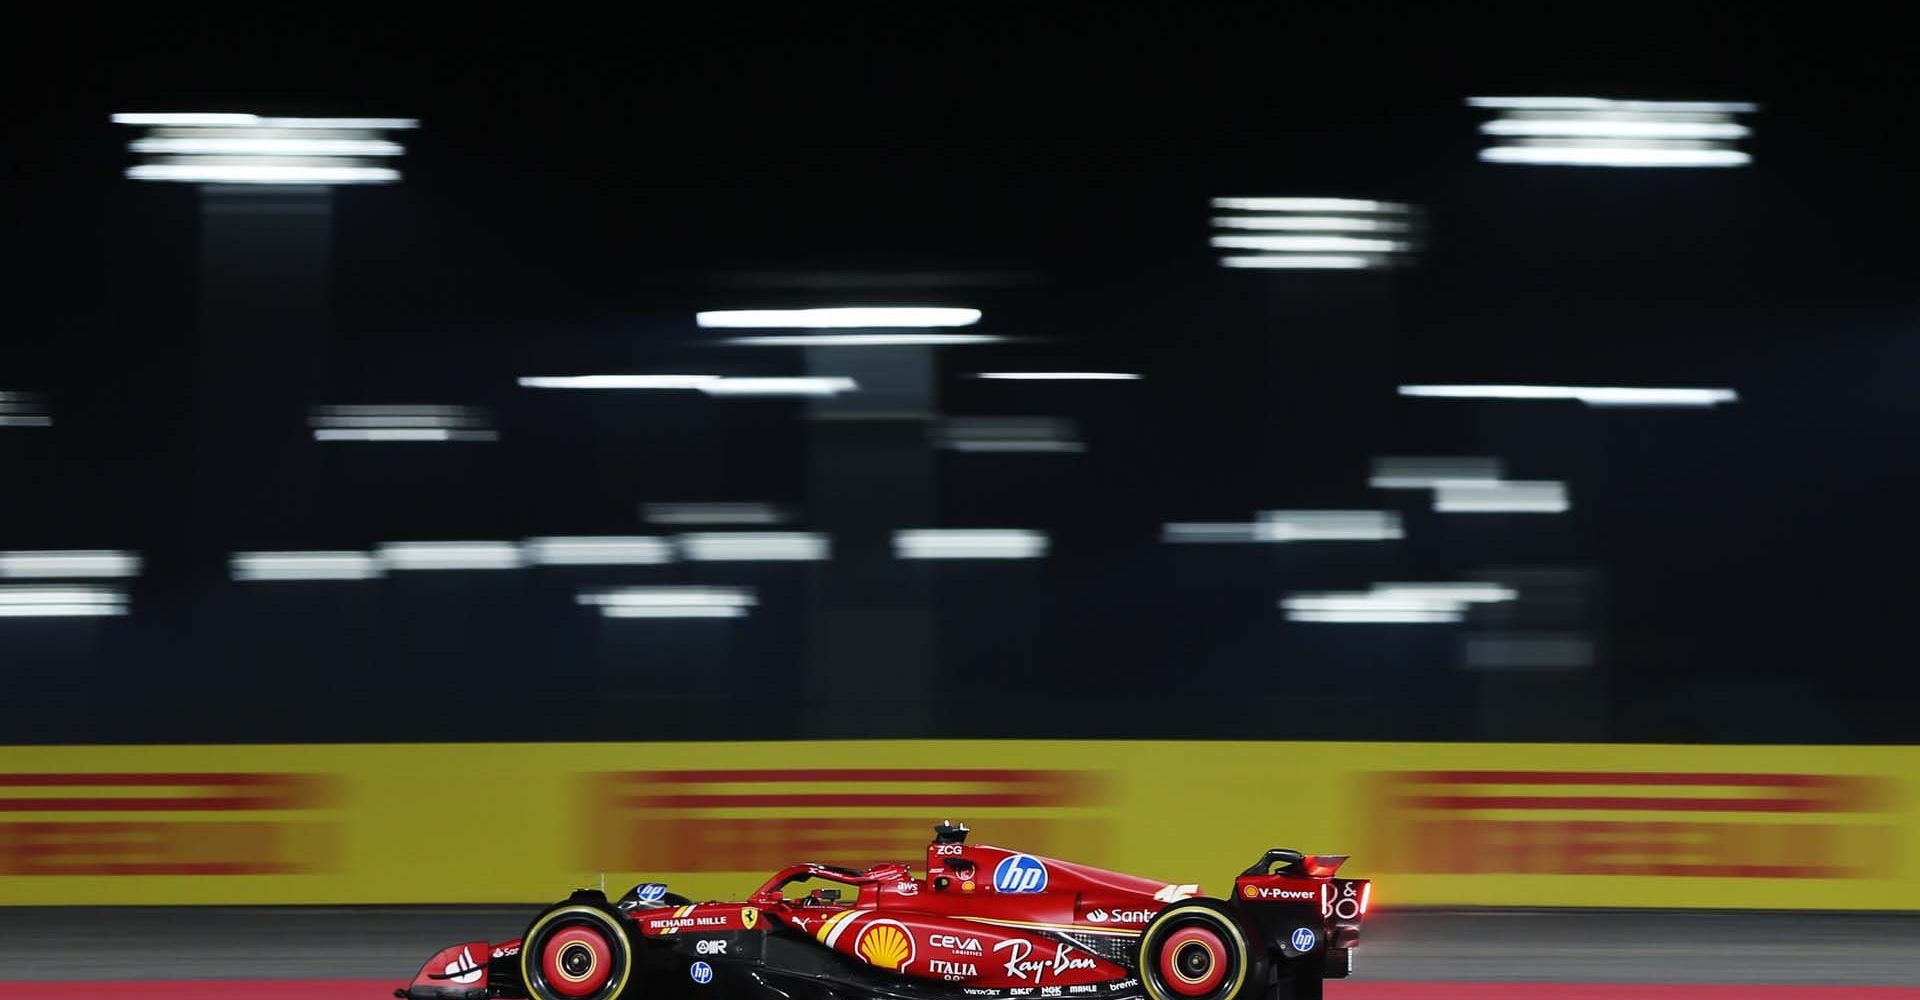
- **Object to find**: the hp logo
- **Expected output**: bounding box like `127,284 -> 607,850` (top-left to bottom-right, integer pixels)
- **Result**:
992,853 -> 1049,893
690,961 -> 715,985
1289,927 -> 1317,952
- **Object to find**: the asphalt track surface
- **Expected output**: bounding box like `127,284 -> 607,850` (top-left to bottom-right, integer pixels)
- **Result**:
0,907 -> 1916,994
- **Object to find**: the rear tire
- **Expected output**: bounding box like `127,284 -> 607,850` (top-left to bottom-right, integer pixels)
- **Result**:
1137,899 -> 1264,1000
519,895 -> 637,1000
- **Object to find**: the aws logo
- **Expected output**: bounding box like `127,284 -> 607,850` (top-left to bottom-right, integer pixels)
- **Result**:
857,920 -> 916,972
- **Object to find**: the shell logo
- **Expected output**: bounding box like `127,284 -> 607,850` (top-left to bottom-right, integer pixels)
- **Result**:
856,920 -> 915,972
1243,884 -> 1258,898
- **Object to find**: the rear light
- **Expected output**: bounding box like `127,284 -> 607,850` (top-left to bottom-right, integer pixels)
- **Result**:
1360,881 -> 1371,916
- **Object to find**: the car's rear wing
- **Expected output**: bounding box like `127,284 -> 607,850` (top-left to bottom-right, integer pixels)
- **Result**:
1239,847 -> 1350,878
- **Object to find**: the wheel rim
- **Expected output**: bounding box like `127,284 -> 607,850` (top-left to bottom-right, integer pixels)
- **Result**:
540,925 -> 614,997
1158,926 -> 1227,996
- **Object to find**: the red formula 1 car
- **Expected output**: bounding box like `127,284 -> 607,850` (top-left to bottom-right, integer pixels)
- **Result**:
398,822 -> 1371,1000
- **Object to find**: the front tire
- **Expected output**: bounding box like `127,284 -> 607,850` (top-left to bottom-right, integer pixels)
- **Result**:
1137,899 -> 1263,1000
520,895 -> 637,1000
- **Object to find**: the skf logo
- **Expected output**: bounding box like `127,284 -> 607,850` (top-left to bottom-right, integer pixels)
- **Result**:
856,920 -> 915,972
1368,770 -> 1897,878
586,769 -> 1106,872
0,772 -> 340,876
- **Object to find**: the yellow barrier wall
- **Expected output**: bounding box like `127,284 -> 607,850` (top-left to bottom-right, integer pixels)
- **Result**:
0,742 -> 1911,908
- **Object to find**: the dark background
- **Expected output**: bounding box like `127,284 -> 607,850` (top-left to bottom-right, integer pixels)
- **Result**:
1,8 -> 1915,743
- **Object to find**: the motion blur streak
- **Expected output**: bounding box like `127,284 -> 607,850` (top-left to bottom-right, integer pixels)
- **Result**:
1399,385 -> 1740,407
1211,197 -> 1397,212
0,392 -> 52,427
939,416 -> 1083,453
517,375 -> 720,389
1219,254 -> 1376,269
694,307 -> 982,328
0,585 -> 127,617
893,529 -> 1049,559
577,586 -> 756,619
309,404 -> 495,441
1370,456 -> 1507,489
1283,582 -> 1515,623
719,332 -> 1002,346
374,542 -> 525,571
642,503 -> 787,525
0,551 -> 141,579
1469,96 -> 1757,168
676,532 -> 829,561
1433,480 -> 1571,513
115,112 -> 418,185
974,372 -> 1140,381
1164,511 -> 1404,543
698,377 -> 857,397
523,537 -> 674,566
230,552 -> 383,581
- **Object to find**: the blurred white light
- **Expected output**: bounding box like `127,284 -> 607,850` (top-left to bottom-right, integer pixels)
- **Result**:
695,307 -> 982,329
1211,215 -> 1410,232
1283,582 -> 1515,624
1370,456 -> 1507,489
378,542 -> 525,571
600,605 -> 748,619
1161,523 -> 1264,543
310,404 -> 495,441
1289,609 -> 1462,624
113,113 -> 420,129
894,529 -> 1049,560
974,372 -> 1141,381
127,163 -> 402,184
1480,119 -> 1750,139
719,333 -> 1001,346
1466,97 -> 1757,113
1399,385 -> 1739,407
1373,583 -> 1519,603
517,375 -> 720,390
940,416 -> 1083,453
1211,235 -> 1410,253
314,429 -> 497,442
0,585 -> 127,617
677,533 -> 829,561
525,537 -> 674,566
231,551 -> 383,581
1480,146 -> 1750,167
0,551 -> 141,579
1219,255 -> 1376,270
643,503 -> 787,526
1,391 -> 52,427
131,137 -> 406,156
578,586 -> 755,619
1433,481 -> 1570,513
1166,512 -> 1403,543
1211,197 -> 1397,212
698,377 -> 857,397
1256,511 -> 1404,542
1468,97 -> 1756,169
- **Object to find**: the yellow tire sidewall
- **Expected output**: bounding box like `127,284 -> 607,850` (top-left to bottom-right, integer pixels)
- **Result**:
521,904 -> 633,1000
1137,904 -> 1252,1000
